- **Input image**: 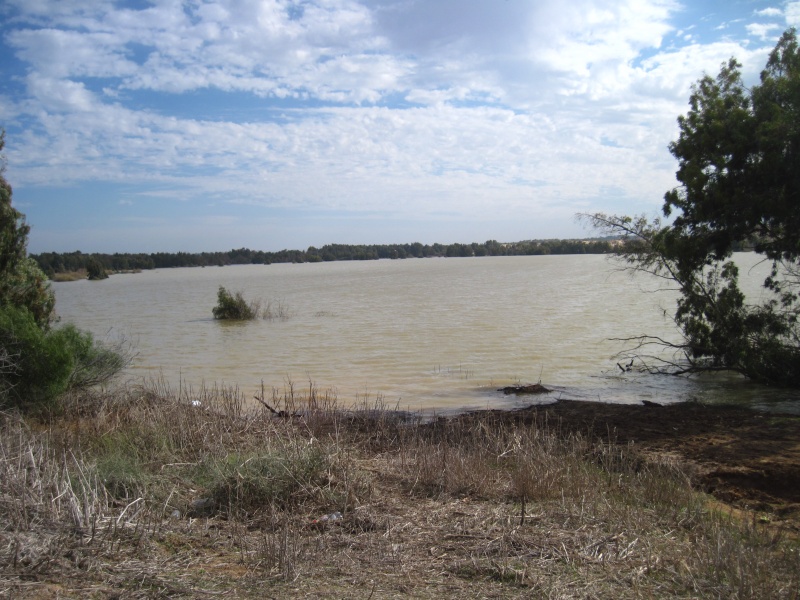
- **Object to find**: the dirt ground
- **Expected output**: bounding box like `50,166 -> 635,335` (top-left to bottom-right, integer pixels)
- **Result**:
491,400 -> 800,530
5,397 -> 800,598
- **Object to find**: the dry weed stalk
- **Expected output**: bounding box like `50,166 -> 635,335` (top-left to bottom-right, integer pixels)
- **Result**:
1,386 -> 799,598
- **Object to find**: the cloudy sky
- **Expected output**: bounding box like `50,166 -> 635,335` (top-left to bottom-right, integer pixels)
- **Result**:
1,0 -> 797,254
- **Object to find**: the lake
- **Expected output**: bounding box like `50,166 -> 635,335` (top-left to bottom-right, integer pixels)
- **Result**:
52,254 -> 800,414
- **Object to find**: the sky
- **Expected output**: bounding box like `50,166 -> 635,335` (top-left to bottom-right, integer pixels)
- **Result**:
1,0 -> 798,254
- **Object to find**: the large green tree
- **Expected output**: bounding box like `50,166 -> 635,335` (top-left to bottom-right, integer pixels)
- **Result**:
585,29 -> 800,386
0,130 -> 129,411
0,130 -> 55,328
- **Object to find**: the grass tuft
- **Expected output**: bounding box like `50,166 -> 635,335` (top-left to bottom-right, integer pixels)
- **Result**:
1,386 -> 798,598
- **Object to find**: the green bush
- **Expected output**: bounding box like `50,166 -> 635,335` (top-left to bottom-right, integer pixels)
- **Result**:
205,447 -> 328,514
95,444 -> 148,500
86,257 -> 108,281
0,305 -> 128,411
58,325 -> 129,391
0,306 -> 72,407
212,286 -> 259,320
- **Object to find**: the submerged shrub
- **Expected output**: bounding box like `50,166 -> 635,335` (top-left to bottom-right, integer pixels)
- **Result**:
212,286 -> 259,320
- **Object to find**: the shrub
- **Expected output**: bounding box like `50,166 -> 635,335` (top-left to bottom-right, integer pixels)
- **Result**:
58,324 -> 130,390
0,305 -> 129,412
86,257 -> 108,280
0,305 -> 72,408
212,286 -> 260,320
204,447 -> 328,515
95,443 -> 148,499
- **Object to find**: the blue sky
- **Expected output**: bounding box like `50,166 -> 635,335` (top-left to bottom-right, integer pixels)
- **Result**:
1,0 -> 797,254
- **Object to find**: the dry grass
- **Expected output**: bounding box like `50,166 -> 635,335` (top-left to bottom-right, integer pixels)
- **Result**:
261,299 -> 291,321
50,270 -> 87,282
1,383 -> 799,598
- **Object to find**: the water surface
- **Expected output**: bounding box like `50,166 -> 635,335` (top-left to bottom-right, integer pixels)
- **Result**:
52,254 -> 800,413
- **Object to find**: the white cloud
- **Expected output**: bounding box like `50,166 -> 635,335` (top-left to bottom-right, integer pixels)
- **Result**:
362,0 -> 682,107
1,0 -> 795,252
6,0 -> 397,102
754,8 -> 783,18
7,87 -> 678,227
7,28 -> 138,79
1,0 -> 681,108
638,39 -> 770,91
26,75 -> 97,112
786,1 -> 800,25
0,94 -> 22,122
746,22 -> 784,40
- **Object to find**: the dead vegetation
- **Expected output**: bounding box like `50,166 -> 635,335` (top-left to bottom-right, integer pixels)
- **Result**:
1,382 -> 799,598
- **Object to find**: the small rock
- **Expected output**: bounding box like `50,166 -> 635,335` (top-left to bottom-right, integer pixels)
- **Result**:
310,511 -> 343,528
188,497 -> 217,517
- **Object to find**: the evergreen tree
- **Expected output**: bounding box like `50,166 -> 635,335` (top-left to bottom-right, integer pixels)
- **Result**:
0,130 -> 55,328
584,29 -> 800,386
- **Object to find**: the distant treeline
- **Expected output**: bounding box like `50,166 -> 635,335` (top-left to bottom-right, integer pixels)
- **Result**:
32,238 -> 623,277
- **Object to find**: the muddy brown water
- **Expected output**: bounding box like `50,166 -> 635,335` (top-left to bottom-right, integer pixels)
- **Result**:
52,254 -> 800,413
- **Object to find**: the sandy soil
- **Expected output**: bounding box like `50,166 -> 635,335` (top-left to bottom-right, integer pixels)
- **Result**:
488,400 -> 800,529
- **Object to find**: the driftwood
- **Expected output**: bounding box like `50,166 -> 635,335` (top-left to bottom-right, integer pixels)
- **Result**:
617,358 -> 635,373
498,383 -> 551,395
252,395 -> 296,417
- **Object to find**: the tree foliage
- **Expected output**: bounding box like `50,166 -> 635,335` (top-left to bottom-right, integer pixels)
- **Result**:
0,305 -> 130,410
0,129 -> 129,411
86,257 -> 109,280
0,131 -> 55,328
32,238 -> 620,275
584,29 -> 800,386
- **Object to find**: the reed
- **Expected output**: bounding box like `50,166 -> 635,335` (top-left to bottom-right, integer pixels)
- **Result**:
262,299 -> 291,321
50,270 -> 88,282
